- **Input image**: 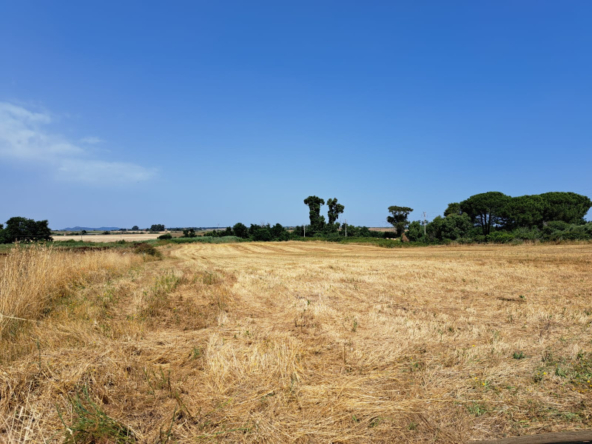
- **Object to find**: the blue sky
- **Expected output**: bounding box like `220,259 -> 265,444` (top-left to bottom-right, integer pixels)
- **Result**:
1,1 -> 591,229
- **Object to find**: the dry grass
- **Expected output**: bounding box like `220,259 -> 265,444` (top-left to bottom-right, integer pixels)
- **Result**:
1,242 -> 591,442
0,246 -> 143,345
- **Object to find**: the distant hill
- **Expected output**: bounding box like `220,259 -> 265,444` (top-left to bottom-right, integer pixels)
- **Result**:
60,226 -> 121,231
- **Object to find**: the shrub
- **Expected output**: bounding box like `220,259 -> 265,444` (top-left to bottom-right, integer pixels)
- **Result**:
182,228 -> 197,238
546,221 -> 570,231
512,227 -> 541,241
133,243 -> 160,257
158,233 -> 172,240
487,232 -> 514,244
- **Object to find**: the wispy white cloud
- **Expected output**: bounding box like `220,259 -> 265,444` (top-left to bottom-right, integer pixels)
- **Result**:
0,102 -> 155,184
57,159 -> 154,184
80,136 -> 104,144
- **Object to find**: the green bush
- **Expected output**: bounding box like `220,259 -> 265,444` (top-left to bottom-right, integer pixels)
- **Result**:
158,233 -> 172,240
512,227 -> 541,241
133,243 -> 160,257
546,221 -> 570,231
487,232 -> 514,243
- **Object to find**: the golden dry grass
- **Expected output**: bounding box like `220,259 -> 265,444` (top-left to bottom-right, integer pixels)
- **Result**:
1,242 -> 591,443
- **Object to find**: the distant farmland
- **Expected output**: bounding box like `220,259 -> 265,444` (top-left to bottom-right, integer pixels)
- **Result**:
54,233 -> 164,242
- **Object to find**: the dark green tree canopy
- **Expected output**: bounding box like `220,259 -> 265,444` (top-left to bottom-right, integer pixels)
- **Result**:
233,223 -> 249,239
304,195 -> 326,232
131,225 -> 139,231
427,214 -> 472,241
444,203 -> 462,217
460,192 -> 511,235
183,228 -> 197,238
2,217 -> 53,243
150,224 -> 165,232
461,191 -> 591,233
327,198 -> 345,225
539,192 -> 591,225
502,194 -> 546,229
387,206 -> 414,235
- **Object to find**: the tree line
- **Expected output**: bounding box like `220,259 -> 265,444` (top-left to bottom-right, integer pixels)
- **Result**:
204,191 -> 590,244
404,191 -> 592,243
2,191 -> 590,245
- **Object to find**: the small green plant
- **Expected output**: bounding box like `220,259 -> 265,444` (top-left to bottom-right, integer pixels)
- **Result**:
368,416 -> 382,428
191,347 -> 202,360
408,421 -> 418,430
58,386 -> 135,443
513,351 -> 526,360
467,403 -> 487,417
352,319 -> 358,332
156,367 -> 172,391
519,295 -> 526,300
561,412 -> 581,422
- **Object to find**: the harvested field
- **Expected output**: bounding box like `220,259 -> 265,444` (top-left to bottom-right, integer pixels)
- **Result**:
369,226 -> 396,232
1,242 -> 591,442
55,233 -> 163,242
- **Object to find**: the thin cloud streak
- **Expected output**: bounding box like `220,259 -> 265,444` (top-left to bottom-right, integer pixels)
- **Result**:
80,136 -> 103,144
0,102 -> 156,184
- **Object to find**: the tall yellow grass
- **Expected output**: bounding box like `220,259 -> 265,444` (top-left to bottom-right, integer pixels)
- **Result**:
0,246 -> 140,340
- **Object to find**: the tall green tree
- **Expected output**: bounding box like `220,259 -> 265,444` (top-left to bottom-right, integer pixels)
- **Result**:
501,194 -> 546,229
387,206 -> 414,235
427,214 -> 472,241
3,217 -> 53,243
444,202 -> 462,217
406,221 -> 424,241
270,223 -> 288,240
304,196 -> 326,231
460,192 -> 511,235
326,198 -> 345,224
233,222 -> 249,239
539,192 -> 592,225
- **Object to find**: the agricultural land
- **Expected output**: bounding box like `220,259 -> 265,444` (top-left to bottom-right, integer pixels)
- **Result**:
1,241 -> 592,443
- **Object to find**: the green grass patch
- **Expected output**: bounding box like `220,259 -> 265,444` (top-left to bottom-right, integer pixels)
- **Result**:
59,386 -> 136,443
